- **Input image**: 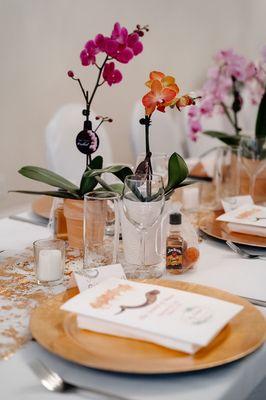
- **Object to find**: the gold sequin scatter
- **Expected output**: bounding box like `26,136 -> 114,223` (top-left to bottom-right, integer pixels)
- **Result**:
0,246 -> 82,360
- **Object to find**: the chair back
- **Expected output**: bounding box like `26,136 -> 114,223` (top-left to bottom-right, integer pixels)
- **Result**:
130,101 -> 187,162
45,103 -> 113,185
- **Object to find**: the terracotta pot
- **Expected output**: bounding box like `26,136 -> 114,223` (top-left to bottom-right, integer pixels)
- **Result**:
63,199 -> 84,248
63,198 -> 108,249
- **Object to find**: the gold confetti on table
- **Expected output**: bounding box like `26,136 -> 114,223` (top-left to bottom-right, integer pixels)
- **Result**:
0,246 -> 82,360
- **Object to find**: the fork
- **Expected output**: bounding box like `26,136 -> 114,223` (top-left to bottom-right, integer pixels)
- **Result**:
226,241 -> 266,260
29,359 -> 131,400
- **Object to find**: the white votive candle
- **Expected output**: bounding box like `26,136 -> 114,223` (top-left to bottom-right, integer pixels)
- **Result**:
182,187 -> 200,211
37,249 -> 63,282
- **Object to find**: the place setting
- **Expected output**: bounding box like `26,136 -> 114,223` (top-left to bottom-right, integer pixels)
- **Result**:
1,8 -> 266,400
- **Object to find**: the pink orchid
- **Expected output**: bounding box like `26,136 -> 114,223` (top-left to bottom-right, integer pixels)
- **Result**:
80,22 -> 144,67
187,47 -> 265,141
80,40 -> 99,66
103,62 -> 122,86
105,22 -> 143,64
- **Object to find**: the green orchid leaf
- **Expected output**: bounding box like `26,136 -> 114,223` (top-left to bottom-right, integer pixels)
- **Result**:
83,164 -> 133,182
95,183 -> 124,194
79,156 -> 103,196
165,152 -> 189,193
112,166 -> 133,182
202,131 -> 242,146
255,92 -> 266,139
18,166 -> 79,193
10,190 -> 79,199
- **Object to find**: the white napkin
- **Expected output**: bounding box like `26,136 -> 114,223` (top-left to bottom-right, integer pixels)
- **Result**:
217,205 -> 266,237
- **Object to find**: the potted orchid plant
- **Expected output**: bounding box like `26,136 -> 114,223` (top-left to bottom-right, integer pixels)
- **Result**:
13,22 -> 147,247
187,48 -> 266,143
120,71 -> 198,269
187,48 -> 266,200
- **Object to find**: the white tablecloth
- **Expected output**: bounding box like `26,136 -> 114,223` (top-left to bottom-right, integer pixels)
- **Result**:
0,217 -> 265,400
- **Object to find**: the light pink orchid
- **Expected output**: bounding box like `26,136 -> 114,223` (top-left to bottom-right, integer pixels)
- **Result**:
187,48 -> 264,141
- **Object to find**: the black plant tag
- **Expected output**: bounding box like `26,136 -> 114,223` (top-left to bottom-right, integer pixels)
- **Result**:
76,129 -> 99,155
135,151 -> 152,175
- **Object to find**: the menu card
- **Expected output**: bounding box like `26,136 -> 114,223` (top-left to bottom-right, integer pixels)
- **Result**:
217,205 -> 266,237
61,278 -> 243,354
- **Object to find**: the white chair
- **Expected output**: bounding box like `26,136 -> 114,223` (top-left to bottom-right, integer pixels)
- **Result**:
45,103 -> 113,185
130,101 -> 187,162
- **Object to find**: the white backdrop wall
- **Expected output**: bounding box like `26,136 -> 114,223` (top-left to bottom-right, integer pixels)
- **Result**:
0,0 -> 266,212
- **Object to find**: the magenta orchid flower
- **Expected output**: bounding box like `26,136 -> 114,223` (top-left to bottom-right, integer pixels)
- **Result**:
103,62 -> 122,86
68,23 -> 148,167
80,22 -> 144,68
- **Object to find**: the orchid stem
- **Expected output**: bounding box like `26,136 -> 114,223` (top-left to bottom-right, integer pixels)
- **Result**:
220,102 -> 235,128
74,78 -> 88,104
145,115 -> 153,174
87,55 -> 108,109
95,120 -> 104,133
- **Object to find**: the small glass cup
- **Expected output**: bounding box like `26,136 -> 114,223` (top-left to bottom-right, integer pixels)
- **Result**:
33,239 -> 65,286
215,146 -> 240,206
83,191 -> 120,269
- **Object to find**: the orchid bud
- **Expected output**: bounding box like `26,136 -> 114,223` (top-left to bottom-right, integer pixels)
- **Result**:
67,70 -> 74,78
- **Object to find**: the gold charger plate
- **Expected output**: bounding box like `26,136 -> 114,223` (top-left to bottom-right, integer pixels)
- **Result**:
30,279 -> 266,374
32,196 -> 53,219
200,211 -> 266,248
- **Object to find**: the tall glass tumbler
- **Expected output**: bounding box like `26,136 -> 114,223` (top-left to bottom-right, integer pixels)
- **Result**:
215,146 -> 240,207
83,191 -> 120,269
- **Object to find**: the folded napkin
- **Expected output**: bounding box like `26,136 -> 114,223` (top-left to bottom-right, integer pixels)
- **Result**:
217,205 -> 266,237
61,278 -> 243,355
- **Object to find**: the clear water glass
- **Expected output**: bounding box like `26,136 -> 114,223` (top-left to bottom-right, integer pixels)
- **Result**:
83,191 -> 120,270
122,174 -> 165,279
238,137 -> 266,199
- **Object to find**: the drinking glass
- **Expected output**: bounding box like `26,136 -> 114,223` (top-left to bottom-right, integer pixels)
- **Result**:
122,174 -> 165,278
238,137 -> 266,199
33,239 -> 65,286
83,191 -> 120,270
215,146 -> 240,207
135,153 -> 169,184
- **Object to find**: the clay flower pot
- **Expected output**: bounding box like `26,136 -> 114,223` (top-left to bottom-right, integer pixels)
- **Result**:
63,197 -> 108,249
63,199 -> 84,248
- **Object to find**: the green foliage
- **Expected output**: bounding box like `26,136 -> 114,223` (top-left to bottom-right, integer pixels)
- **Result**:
10,190 -> 79,199
15,153 -> 190,201
202,130 -> 242,146
83,165 -> 133,181
79,156 -> 103,196
18,166 -> 79,193
255,92 -> 266,139
16,158 -> 133,200
165,152 -> 189,195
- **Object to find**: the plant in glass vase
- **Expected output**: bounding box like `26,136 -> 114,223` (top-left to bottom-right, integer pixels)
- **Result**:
187,48 -> 266,200
13,22 -> 148,247
120,71 -> 198,277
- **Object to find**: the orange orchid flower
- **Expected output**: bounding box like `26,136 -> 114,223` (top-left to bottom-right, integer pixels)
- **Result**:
142,79 -> 177,115
174,95 -> 195,110
145,71 -> 179,94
